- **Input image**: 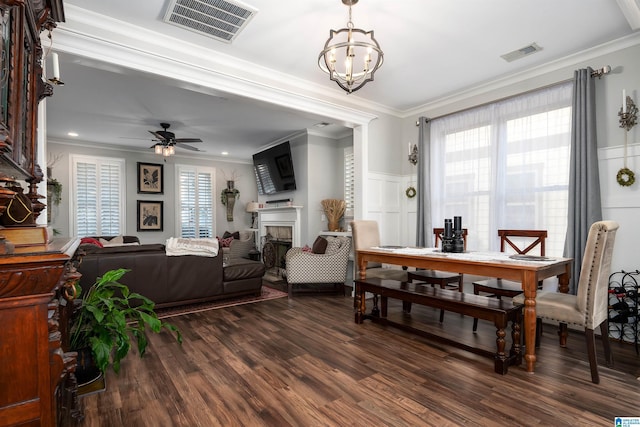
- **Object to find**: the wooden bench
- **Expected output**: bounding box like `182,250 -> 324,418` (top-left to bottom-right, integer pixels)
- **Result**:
354,278 -> 523,374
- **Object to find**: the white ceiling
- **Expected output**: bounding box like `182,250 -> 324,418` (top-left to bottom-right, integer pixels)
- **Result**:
46,0 -> 640,161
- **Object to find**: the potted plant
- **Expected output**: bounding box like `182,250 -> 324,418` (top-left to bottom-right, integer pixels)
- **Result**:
70,268 -> 182,381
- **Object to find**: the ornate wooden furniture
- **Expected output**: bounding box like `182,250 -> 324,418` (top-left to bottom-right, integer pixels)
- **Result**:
0,238 -> 82,426
0,0 -> 64,218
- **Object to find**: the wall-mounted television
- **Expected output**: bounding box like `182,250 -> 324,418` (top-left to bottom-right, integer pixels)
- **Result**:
253,141 -> 297,195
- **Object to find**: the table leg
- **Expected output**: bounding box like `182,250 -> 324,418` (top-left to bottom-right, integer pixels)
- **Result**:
355,283 -> 366,324
523,271 -> 537,373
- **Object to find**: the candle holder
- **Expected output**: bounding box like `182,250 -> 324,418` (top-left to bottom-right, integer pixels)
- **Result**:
408,144 -> 418,166
619,96 -> 638,131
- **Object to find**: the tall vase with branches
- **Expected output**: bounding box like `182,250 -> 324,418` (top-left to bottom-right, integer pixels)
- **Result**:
321,199 -> 346,232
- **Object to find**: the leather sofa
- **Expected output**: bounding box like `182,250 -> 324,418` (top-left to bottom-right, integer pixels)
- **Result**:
75,236 -> 266,309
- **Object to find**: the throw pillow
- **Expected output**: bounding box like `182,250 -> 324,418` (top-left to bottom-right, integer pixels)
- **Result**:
223,231 -> 241,240
218,236 -> 234,247
100,235 -> 125,247
311,236 -> 328,254
301,245 -> 312,253
80,237 -> 103,247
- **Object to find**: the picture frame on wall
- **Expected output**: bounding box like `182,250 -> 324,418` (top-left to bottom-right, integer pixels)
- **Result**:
137,200 -> 163,231
137,162 -> 163,194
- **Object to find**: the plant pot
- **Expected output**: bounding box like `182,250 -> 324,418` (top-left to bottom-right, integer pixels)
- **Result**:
75,347 -> 106,395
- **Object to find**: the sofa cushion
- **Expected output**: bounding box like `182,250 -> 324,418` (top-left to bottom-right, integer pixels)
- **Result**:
223,259 -> 266,281
312,236 -> 328,254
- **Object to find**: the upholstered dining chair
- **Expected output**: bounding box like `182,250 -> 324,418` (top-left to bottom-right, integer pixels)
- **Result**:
472,229 -> 547,331
405,228 -> 468,320
514,220 -> 619,384
350,220 -> 408,282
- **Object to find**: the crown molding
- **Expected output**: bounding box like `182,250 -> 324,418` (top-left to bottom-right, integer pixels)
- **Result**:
52,5 -> 380,127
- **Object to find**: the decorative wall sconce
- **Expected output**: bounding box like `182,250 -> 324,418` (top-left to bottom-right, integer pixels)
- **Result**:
619,90 -> 638,131
408,143 -> 418,166
617,90 -> 637,187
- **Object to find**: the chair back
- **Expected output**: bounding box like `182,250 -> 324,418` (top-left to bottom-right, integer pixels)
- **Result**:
498,229 -> 547,255
576,221 -> 619,329
433,228 -> 468,251
350,220 -> 382,269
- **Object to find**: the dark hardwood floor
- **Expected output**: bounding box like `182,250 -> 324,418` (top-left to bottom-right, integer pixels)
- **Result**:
79,290 -> 639,426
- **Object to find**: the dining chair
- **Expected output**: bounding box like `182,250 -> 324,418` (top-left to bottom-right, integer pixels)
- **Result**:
472,229 -> 547,331
513,220 -> 619,384
350,220 -> 408,282
406,228 -> 468,320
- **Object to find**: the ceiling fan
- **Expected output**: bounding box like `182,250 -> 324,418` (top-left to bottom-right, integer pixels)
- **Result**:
148,122 -> 203,154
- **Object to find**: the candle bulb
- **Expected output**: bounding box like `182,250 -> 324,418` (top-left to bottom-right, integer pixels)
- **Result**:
52,53 -> 60,80
623,89 -> 627,114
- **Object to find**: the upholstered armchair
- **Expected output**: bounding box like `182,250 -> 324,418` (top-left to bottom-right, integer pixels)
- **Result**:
222,230 -> 255,260
285,236 -> 351,297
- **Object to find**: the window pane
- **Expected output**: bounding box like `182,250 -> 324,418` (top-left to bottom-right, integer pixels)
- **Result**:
177,165 -> 215,238
430,83 -> 572,255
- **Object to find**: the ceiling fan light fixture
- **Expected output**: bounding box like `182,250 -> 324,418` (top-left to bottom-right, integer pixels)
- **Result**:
154,144 -> 163,155
318,0 -> 383,94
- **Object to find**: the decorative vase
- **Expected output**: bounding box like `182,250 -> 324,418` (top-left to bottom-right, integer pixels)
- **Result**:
327,219 -> 340,232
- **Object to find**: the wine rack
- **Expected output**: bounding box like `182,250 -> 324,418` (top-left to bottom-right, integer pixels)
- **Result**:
608,270 -> 639,354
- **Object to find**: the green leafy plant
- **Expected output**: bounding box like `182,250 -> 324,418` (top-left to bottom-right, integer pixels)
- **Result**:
70,268 -> 182,373
47,178 -> 62,205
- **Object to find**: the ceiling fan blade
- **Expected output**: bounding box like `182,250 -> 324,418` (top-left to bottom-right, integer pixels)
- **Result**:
178,144 -> 202,151
149,130 -> 166,140
174,138 -> 202,143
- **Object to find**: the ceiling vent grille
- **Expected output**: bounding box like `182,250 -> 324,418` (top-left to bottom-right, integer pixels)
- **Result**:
163,0 -> 257,43
500,42 -> 543,62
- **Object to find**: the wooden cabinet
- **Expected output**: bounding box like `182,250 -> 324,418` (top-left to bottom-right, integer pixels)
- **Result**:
0,238 -> 81,427
0,0 -> 64,217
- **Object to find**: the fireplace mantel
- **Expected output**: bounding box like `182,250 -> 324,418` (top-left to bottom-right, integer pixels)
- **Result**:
258,206 -> 302,248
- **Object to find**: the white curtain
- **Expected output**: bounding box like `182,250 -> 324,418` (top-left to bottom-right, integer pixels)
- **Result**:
428,83 -> 573,255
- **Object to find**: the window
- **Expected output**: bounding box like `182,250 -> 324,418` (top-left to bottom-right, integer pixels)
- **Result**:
344,146 -> 355,218
429,83 -> 572,255
176,165 -> 214,238
71,155 -> 125,237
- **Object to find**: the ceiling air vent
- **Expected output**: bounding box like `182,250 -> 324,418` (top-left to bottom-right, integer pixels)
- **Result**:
163,0 -> 257,44
500,42 -> 543,62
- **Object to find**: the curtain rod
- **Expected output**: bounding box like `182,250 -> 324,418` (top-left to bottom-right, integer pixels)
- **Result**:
416,65 -> 612,125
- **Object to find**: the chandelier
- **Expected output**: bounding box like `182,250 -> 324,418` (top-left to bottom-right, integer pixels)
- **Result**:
154,143 -> 175,157
318,0 -> 383,93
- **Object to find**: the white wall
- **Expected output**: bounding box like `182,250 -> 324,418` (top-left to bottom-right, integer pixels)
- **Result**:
401,42 -> 640,273
47,141 -> 257,243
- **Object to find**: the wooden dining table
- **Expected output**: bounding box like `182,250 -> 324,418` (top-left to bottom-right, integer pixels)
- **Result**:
356,247 -> 572,373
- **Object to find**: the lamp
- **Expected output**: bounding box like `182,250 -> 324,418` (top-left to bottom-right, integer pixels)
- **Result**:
246,201 -> 260,229
155,143 -> 176,157
318,0 -> 383,93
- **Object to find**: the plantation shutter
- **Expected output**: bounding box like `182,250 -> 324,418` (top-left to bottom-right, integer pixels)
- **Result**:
344,147 -> 355,218
177,165 -> 214,238
72,156 -> 125,237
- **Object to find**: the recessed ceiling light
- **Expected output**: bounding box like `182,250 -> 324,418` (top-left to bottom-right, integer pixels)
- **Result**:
314,122 -> 331,128
221,151 -> 229,156
67,131 -> 78,137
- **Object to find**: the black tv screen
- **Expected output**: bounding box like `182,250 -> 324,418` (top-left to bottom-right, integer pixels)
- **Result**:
253,141 -> 297,195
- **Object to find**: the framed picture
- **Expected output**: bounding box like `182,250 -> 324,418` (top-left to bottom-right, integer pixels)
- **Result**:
137,162 -> 163,194
137,200 -> 163,231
